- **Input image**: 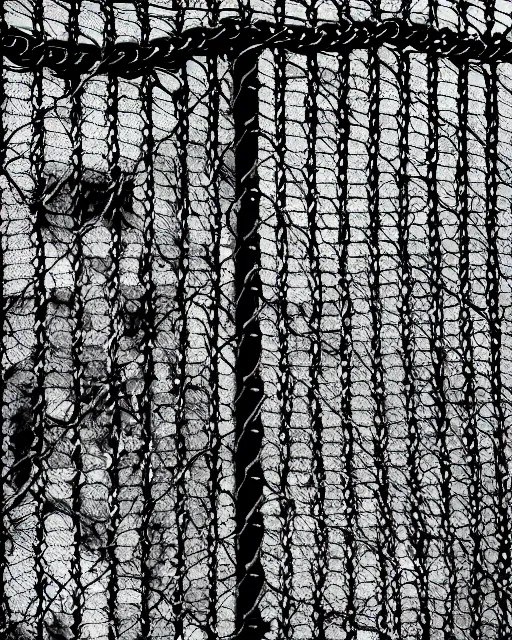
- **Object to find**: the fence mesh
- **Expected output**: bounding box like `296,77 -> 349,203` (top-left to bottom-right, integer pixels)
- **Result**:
1,1 -> 512,639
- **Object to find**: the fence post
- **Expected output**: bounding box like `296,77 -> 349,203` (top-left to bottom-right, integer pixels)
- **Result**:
232,45 -> 267,639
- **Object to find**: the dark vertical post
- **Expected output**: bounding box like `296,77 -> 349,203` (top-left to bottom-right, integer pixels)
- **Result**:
232,42 -> 266,640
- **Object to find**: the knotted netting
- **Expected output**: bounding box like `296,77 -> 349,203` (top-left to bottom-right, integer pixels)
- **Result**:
1,1 -> 512,639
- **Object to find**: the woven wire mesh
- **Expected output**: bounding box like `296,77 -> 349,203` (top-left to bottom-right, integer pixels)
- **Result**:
1,1 -> 512,640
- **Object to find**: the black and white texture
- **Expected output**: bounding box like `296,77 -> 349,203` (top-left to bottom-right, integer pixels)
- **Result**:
1,1 -> 512,639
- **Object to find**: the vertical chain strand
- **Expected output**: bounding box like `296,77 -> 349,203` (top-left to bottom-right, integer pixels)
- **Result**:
421,49 -> 446,640
337,46 -> 357,640
454,51 -> 475,640
205,14 -> 221,636
68,1 -> 85,636
274,5 -> 294,636
137,2 -> 156,636
102,0 -> 122,636
305,49 -> 327,640
369,6 -> 401,640
425,8 -> 444,639
484,61 -> 510,640
30,1 -> 48,636
482,7 -> 510,634
397,48 -> 429,640
205,52 -> 221,640
367,43 -> 401,640
304,7 -> 327,640
456,2 -> 484,632
172,66 -> 190,640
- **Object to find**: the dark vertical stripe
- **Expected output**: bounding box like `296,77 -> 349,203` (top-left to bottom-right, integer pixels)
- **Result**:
172,66 -> 189,640
304,9 -> 326,640
274,4 -> 294,635
424,9 -> 442,638
397,47 -> 428,640
208,0 -> 220,24
484,8 -> 509,634
455,11 -> 480,640
367,44 -> 400,640
204,8 -> 222,640
137,4 -> 155,637
169,5 -> 188,636
337,47 -> 357,640
305,50 -> 327,640
173,0 -> 186,33
454,55 -> 477,640
370,6 -> 397,640
205,54 -> 221,640
238,0 -> 252,22
484,62 -> 510,640
455,6 -> 483,636
31,2 -> 47,636
102,2 -> 122,637
68,2 -> 85,636
233,41 -> 266,640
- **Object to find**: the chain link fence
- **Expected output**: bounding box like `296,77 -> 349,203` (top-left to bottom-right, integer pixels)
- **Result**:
1,1 -> 512,639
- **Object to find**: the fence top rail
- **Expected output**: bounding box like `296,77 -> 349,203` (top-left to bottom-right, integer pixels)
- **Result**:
2,15 -> 511,78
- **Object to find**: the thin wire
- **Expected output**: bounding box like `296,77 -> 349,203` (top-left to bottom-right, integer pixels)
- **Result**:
137,1 -> 156,636
336,44 -> 357,640
102,1 -> 122,638
30,1 -> 48,636
273,3 -> 294,638
422,9 -> 449,640
305,51 -> 327,640
453,7 -> 483,640
205,31 -> 221,640
453,24 -> 477,640
172,64 -> 190,640
367,31 -> 401,640
484,52 -> 510,640
67,0 -> 85,636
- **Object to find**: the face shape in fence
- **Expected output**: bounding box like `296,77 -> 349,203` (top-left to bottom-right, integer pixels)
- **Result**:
2,9 -> 512,640
2,59 -> 240,639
